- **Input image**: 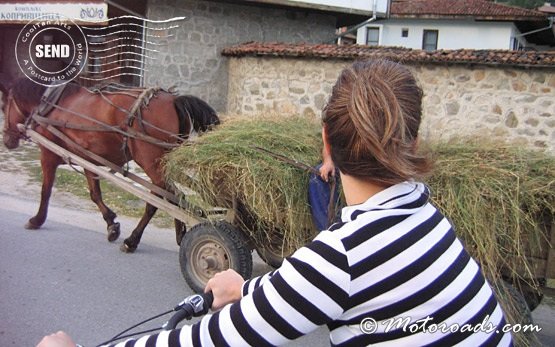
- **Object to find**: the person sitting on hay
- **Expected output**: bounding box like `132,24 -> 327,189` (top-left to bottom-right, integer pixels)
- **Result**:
308,144 -> 341,231
39,59 -> 512,347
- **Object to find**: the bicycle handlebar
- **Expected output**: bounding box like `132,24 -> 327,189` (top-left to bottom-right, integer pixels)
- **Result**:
162,292 -> 213,330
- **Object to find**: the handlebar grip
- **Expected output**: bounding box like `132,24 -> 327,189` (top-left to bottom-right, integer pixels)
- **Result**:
202,291 -> 214,312
163,309 -> 189,330
163,292 -> 214,330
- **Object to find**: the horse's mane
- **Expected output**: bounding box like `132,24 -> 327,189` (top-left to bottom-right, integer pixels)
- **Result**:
174,95 -> 220,133
10,78 -> 81,107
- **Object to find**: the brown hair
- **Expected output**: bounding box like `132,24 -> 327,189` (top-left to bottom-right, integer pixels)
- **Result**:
322,59 -> 432,185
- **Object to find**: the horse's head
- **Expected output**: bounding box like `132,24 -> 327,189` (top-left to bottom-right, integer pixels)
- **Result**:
174,95 -> 220,134
2,78 -> 44,149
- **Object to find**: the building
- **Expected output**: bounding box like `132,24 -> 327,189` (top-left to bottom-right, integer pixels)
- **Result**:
142,0 -> 389,111
356,0 -> 555,51
0,0 -> 107,87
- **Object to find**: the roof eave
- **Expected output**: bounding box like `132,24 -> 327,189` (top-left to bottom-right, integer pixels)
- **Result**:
390,14 -> 546,21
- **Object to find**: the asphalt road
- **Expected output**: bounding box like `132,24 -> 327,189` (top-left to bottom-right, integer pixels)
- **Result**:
0,189 -> 329,346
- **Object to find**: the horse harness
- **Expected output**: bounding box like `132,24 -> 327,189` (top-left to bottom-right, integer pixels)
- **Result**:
3,91 -> 27,139
23,83 -> 183,150
5,84 -> 183,204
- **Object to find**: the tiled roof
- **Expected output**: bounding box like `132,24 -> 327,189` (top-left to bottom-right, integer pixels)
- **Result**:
390,0 -> 547,20
538,4 -> 555,14
221,42 -> 555,68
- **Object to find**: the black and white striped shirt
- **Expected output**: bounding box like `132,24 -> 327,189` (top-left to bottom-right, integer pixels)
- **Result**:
108,181 -> 512,346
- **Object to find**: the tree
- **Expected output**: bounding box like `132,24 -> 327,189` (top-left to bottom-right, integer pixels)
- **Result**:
495,0 -> 547,9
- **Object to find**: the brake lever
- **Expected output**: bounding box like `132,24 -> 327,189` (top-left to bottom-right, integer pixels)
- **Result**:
162,292 -> 213,330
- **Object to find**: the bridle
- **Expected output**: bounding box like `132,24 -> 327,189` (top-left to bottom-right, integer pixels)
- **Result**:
3,91 -> 27,138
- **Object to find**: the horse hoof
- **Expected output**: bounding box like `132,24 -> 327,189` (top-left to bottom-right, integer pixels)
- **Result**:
107,223 -> 121,242
24,221 -> 40,230
120,242 -> 137,253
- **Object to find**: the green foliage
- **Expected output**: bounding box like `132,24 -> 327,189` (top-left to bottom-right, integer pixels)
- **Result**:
495,0 -> 546,9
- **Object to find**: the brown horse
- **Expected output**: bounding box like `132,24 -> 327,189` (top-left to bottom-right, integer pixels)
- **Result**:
2,78 -> 219,252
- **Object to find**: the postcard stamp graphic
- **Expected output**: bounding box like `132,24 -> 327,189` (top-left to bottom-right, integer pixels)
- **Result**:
16,14 -> 88,86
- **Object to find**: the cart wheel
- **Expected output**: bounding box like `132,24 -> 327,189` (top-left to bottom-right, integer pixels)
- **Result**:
494,280 -> 535,346
496,280 -> 533,324
179,221 -> 253,293
256,230 -> 290,268
257,244 -> 285,268
513,279 -> 544,312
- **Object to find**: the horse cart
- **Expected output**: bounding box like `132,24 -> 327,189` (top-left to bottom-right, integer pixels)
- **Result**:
25,124 -> 261,292
3,80 -> 278,294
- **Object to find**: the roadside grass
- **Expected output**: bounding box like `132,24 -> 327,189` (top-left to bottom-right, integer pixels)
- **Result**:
0,140 -> 174,228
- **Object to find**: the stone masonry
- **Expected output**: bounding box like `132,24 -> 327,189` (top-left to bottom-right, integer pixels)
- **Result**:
145,0 -> 337,111
226,56 -> 555,153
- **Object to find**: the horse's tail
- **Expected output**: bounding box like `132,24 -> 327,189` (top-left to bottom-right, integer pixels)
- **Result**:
173,95 -> 220,136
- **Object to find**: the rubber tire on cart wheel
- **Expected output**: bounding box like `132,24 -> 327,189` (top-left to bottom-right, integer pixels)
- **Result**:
256,245 -> 285,269
179,221 -> 253,293
494,280 -> 536,346
496,280 -> 533,325
255,228 -> 287,268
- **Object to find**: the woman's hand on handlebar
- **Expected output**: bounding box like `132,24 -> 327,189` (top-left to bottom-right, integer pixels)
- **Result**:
37,331 -> 76,347
205,269 -> 244,311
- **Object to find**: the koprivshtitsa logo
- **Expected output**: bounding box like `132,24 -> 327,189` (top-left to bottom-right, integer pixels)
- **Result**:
16,14 -> 88,87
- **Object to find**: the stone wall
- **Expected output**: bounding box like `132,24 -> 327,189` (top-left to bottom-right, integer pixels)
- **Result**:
145,0 -> 337,111
227,56 -> 555,153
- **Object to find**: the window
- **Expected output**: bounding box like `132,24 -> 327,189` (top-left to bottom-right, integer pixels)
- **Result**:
511,38 -> 524,51
402,28 -> 409,38
422,30 -> 439,51
87,37 -> 104,74
366,27 -> 380,46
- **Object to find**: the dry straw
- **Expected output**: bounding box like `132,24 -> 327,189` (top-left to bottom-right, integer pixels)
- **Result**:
426,141 -> 554,346
427,141 -> 554,287
164,114 -> 323,256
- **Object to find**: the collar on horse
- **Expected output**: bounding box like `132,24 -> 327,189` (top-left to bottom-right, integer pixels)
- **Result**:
36,83 -> 70,118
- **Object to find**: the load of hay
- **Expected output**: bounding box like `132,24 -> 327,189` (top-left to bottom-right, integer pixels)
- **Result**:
427,142 -> 555,287
426,142 -> 554,347
164,114 -> 324,258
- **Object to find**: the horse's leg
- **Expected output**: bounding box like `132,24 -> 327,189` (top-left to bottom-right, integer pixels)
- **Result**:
25,149 -> 62,229
120,202 -> 158,253
84,170 -> 120,242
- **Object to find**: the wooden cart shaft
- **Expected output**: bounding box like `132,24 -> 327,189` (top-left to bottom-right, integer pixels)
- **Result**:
19,125 -> 205,227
